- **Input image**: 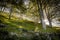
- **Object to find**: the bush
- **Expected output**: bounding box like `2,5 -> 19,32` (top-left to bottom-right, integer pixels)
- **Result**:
0,30 -> 9,40
0,30 -> 60,40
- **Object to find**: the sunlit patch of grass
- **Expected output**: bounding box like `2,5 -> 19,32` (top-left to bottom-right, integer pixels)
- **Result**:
11,16 -> 18,20
56,28 -> 60,30
18,26 -> 23,28
34,27 -> 39,32
1,13 -> 9,18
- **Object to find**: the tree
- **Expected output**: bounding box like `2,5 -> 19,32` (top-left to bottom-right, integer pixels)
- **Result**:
9,7 -> 12,19
37,0 -> 46,30
45,0 -> 60,27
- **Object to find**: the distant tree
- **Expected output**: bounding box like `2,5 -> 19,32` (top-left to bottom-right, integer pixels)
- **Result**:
45,0 -> 60,27
9,7 -> 12,19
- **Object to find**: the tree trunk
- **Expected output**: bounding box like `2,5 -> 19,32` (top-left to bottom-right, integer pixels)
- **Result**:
9,8 -> 12,20
46,7 -> 52,27
2,7 -> 5,12
0,6 -> 3,11
37,0 -> 46,30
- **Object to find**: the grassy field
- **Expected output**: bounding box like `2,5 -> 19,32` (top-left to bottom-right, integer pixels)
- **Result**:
0,12 -> 60,33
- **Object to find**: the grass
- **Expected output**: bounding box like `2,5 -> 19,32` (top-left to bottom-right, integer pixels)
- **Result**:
0,12 -> 60,33
0,12 -> 40,32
